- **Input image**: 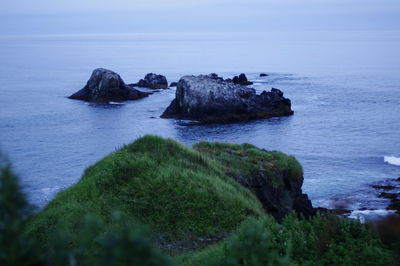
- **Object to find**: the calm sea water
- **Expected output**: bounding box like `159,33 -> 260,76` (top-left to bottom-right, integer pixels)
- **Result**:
0,31 -> 399,213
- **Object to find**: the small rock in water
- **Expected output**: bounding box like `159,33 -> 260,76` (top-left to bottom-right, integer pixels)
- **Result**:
232,73 -> 253,85
133,73 -> 168,89
260,73 -> 269,77
169,82 -> 178,87
68,68 -> 150,102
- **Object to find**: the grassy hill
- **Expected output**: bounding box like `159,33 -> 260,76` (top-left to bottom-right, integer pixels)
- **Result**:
25,135 -> 265,252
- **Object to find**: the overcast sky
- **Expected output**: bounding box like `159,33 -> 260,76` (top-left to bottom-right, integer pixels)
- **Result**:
1,0 -> 399,35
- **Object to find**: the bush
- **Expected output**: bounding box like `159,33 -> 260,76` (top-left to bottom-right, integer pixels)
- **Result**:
0,162 -> 42,266
218,217 -> 292,266
179,214 -> 395,266
46,212 -> 174,266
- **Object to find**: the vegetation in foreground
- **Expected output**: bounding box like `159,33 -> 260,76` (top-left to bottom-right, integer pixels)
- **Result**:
1,136 -> 399,265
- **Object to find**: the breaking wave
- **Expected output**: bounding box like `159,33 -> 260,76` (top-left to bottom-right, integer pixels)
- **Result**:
384,156 -> 400,166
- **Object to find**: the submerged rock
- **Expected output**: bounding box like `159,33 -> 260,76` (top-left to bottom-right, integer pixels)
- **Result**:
314,207 -> 352,216
134,73 -> 168,89
232,73 -> 253,85
161,74 -> 293,123
69,68 -> 150,102
379,192 -> 398,199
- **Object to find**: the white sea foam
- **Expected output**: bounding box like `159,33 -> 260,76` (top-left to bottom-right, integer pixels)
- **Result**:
349,209 -> 396,223
384,156 -> 400,166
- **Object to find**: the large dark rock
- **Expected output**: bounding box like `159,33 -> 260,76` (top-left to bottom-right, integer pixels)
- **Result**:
230,169 -> 315,221
134,73 -> 168,89
161,74 -> 293,123
232,73 -> 253,85
69,68 -> 150,102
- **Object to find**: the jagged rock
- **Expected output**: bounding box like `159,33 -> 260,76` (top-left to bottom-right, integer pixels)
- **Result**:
69,68 -> 150,102
134,73 -> 168,89
260,73 -> 269,77
232,73 -> 253,85
231,170 -> 315,221
161,74 -> 293,123
169,82 -> 178,87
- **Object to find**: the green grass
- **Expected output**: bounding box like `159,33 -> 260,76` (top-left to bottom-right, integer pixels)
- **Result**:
25,135 -> 264,252
194,141 -> 303,188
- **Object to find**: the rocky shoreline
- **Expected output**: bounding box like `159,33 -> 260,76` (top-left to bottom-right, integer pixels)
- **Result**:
372,177 -> 400,214
315,177 -> 400,220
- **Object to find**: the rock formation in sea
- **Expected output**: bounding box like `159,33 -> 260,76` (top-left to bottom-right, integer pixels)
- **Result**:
161,73 -> 293,123
169,82 -> 178,87
232,73 -> 253,85
68,68 -> 151,102
260,73 -> 269,77
132,73 -> 168,89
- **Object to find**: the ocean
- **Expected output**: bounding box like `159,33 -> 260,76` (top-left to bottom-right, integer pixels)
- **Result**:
0,31 -> 399,216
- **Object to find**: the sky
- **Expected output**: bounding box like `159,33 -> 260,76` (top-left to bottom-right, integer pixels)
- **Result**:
1,0 -> 400,35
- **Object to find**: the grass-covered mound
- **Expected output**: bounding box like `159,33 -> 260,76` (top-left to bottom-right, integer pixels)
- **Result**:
25,135 -> 264,251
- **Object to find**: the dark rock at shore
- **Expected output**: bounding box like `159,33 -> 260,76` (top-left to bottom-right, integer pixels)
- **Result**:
230,171 -> 315,221
315,207 -> 352,216
379,192 -> 399,199
169,82 -> 178,87
387,199 -> 400,214
69,68 -> 151,102
260,73 -> 269,77
133,73 -> 168,89
161,74 -> 293,123
232,73 -> 253,85
372,184 -> 396,190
